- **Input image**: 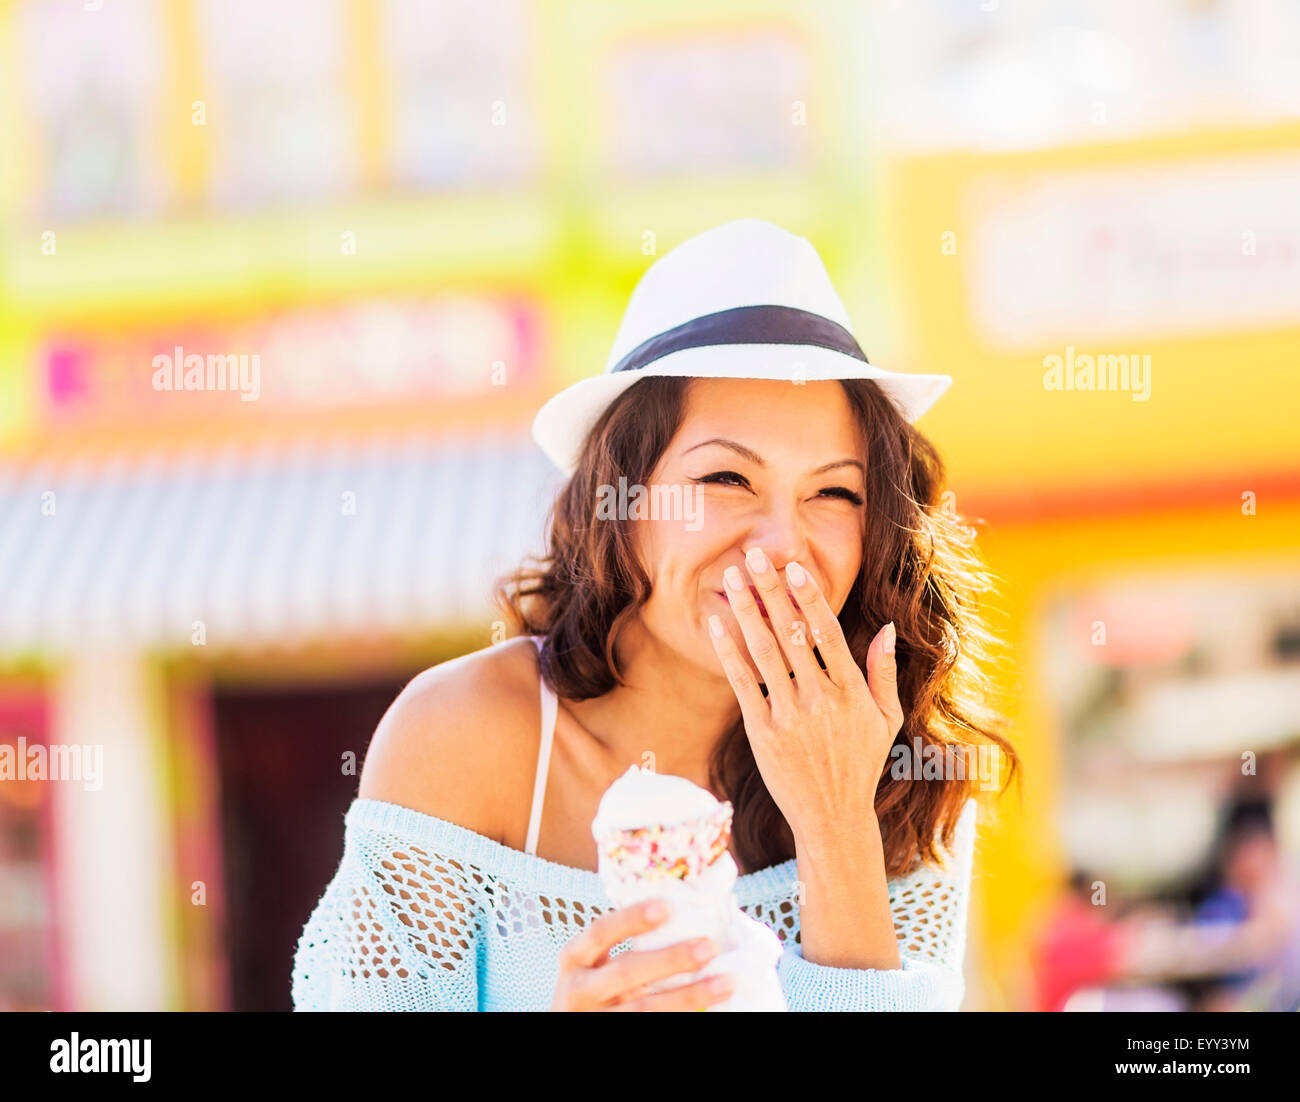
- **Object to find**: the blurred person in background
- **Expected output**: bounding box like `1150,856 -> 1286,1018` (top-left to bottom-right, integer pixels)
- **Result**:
1033,869 -> 1137,1011
1113,787 -> 1300,1011
1185,803 -> 1300,1011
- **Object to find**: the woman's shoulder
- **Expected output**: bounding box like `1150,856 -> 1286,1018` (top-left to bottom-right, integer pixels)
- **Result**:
357,636 -> 546,845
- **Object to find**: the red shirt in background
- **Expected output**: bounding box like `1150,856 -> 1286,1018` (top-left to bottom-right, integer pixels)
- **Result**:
1034,894 -> 1129,1012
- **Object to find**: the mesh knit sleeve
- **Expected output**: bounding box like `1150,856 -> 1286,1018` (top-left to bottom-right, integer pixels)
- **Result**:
291,809 -> 486,1012
777,797 -> 978,1012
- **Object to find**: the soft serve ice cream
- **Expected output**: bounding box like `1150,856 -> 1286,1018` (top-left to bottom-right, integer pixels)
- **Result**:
591,765 -> 787,1011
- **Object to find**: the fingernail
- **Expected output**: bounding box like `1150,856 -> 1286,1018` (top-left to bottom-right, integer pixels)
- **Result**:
645,900 -> 668,921
709,976 -> 733,995
708,614 -> 725,639
724,565 -> 745,591
692,939 -> 717,962
884,621 -> 896,655
785,561 -> 806,587
745,547 -> 769,574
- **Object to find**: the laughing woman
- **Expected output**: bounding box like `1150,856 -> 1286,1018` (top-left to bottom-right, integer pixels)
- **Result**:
291,220 -> 1017,1011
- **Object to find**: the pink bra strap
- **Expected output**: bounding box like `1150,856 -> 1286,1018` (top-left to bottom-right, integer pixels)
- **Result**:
524,637 -> 558,857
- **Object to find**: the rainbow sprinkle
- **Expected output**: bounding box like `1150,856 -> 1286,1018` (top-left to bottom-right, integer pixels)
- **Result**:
596,802 -> 734,884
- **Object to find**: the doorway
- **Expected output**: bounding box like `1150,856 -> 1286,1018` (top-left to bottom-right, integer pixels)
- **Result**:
212,675 -> 415,1011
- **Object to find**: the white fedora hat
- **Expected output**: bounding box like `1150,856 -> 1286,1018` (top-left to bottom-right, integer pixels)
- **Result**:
531,218 -> 951,473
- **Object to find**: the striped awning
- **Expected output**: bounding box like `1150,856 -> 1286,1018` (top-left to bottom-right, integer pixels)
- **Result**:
0,430 -> 566,656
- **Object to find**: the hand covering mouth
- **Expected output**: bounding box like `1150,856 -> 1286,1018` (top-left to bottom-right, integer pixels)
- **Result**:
716,586 -> 798,618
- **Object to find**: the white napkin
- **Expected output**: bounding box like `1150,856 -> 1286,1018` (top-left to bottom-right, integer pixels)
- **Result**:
592,766 -> 788,1012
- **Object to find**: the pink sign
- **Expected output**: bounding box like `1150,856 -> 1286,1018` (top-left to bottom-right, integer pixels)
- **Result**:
40,296 -> 543,427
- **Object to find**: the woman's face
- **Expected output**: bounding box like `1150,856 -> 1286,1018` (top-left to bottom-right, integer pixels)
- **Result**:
630,377 -> 867,683
1226,831 -> 1276,893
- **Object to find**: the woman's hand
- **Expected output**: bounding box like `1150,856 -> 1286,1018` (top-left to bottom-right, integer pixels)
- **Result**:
707,547 -> 902,852
550,899 -> 736,1011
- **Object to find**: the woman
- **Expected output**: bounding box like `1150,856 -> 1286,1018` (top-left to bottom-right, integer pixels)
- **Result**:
291,219 -> 1016,1011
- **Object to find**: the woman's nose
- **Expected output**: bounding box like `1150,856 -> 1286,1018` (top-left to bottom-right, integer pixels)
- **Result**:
743,514 -> 809,572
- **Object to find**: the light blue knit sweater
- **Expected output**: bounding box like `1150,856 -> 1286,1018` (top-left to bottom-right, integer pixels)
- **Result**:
292,796 -> 977,1012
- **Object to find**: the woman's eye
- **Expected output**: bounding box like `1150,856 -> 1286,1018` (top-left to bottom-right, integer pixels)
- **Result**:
693,470 -> 750,489
691,472 -> 862,504
818,486 -> 865,505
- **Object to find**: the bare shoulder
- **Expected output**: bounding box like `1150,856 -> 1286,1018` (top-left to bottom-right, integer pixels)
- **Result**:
358,636 -> 544,843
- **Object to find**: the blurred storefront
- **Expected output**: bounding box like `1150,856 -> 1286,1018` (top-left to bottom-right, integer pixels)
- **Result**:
0,0 -> 868,1012
881,118 -> 1300,1007
0,0 -> 576,1010
1,0 -> 1299,1010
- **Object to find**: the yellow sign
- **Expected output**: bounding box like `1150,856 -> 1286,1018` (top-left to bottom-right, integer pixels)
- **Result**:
883,123 -> 1300,500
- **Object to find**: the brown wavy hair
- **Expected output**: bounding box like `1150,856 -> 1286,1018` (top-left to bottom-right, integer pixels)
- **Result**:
496,376 -> 1017,878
